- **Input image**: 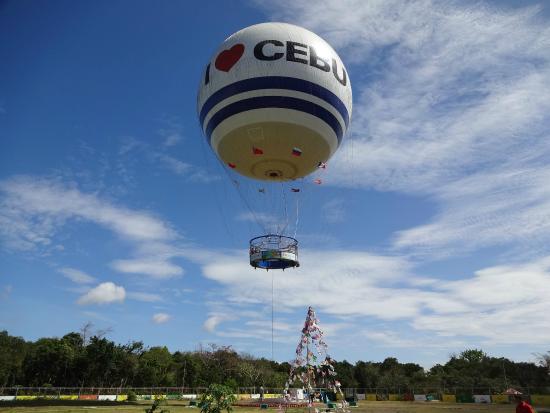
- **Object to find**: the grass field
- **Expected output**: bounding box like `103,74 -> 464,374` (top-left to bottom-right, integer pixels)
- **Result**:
0,401 -> 524,413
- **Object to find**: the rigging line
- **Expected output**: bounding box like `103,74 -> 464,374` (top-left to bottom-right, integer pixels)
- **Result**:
271,271 -> 274,361
293,184 -> 301,239
283,182 -> 289,234
278,181 -> 290,236
350,119 -> 356,189
198,133 -> 239,248
219,163 -> 268,234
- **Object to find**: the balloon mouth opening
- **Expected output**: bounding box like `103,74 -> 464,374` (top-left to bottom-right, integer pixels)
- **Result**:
266,170 -> 283,179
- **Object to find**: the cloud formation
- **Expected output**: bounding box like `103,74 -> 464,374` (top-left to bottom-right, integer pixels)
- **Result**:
0,285 -> 12,301
0,176 -> 184,278
261,0 -> 550,258
111,257 -> 184,279
127,292 -> 162,302
190,248 -> 550,346
152,312 -> 171,324
77,282 -> 126,305
118,134 -> 218,183
203,313 -> 235,333
321,199 -> 346,224
59,267 -> 96,284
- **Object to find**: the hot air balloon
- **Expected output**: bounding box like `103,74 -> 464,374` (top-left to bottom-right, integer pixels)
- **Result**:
197,22 -> 352,269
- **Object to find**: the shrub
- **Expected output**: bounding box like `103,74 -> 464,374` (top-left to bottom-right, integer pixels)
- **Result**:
199,384 -> 237,413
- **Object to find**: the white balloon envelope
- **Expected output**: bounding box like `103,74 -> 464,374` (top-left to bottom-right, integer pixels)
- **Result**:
197,22 -> 352,182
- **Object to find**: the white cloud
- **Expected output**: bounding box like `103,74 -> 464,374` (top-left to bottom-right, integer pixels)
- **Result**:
111,258 -> 184,279
163,134 -> 182,147
118,132 -> 216,182
154,153 -> 192,175
81,310 -> 114,322
246,319 -> 294,332
236,211 -> 281,233
59,267 -> 96,284
0,176 -> 185,278
152,312 -> 171,324
0,285 -> 12,300
258,0 -> 550,258
413,257 -> 550,345
363,329 -> 466,349
187,247 -> 550,346
321,199 -> 346,224
77,282 -> 126,305
118,136 -> 144,155
0,176 -> 175,247
187,170 -> 221,183
157,116 -> 184,147
187,248 -> 414,319
127,292 -> 162,302
394,167 -> 550,256
204,313 -> 236,332
153,152 -> 217,182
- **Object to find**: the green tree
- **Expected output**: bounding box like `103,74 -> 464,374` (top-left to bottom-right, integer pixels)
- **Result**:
334,360 -> 358,387
354,361 -> 379,389
199,384 -> 237,413
459,349 -> 487,363
173,351 -> 201,387
0,331 -> 27,387
136,346 -> 174,386
83,336 -> 117,387
536,351 -> 550,374
23,337 -> 78,386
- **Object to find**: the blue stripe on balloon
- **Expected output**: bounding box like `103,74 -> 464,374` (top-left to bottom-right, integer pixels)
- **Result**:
205,96 -> 343,145
199,76 -> 349,129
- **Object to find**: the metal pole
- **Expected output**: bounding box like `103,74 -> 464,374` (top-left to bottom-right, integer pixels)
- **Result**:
182,360 -> 187,389
271,273 -> 274,361
306,335 -> 310,413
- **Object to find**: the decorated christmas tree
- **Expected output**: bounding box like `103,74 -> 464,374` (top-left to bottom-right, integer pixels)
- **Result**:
286,307 -> 343,396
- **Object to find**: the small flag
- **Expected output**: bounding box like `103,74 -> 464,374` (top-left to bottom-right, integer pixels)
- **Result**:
259,188 -> 265,193
291,188 -> 300,192
228,162 -> 236,169
313,178 -> 322,185
252,146 -> 264,155
292,147 -> 302,157
317,161 -> 327,169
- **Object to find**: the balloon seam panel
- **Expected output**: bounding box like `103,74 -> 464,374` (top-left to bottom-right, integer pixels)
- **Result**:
199,76 -> 350,128
205,96 -> 343,145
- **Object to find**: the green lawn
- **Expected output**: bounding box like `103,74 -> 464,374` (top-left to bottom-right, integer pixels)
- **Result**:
0,401 -> 521,413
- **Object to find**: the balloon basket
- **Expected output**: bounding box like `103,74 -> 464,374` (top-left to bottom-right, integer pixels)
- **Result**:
249,234 -> 299,270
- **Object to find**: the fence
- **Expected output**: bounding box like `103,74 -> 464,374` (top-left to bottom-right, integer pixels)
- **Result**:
1,386 -> 550,406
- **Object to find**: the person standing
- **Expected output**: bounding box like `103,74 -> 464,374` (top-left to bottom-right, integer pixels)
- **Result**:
515,395 -> 535,413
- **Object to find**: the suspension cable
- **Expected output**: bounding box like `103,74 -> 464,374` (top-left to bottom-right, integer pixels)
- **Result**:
271,271 -> 274,361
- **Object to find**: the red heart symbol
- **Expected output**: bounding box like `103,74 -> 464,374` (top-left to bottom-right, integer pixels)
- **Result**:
215,44 -> 245,72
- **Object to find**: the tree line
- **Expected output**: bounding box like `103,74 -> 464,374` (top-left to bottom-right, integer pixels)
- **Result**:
1,329 -> 548,392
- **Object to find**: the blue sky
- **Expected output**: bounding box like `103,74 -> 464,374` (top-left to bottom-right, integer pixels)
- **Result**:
1,0 -> 550,368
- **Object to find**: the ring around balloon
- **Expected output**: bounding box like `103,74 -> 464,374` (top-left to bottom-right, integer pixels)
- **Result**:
197,22 -> 352,182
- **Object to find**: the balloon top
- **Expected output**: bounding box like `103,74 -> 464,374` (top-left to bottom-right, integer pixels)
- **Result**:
198,22 -> 352,182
